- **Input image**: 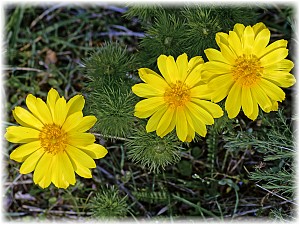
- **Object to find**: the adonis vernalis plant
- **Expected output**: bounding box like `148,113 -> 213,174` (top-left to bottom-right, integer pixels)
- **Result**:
132,53 -> 223,142
5,88 -> 108,189
203,22 -> 296,120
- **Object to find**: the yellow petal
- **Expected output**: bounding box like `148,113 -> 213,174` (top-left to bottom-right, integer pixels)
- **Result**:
156,107 -> 175,137
228,31 -> 242,57
132,83 -> 164,98
61,111 -> 83,133
176,107 -> 188,142
188,56 -> 204,72
225,82 -> 242,119
166,55 -> 179,82
10,141 -> 42,162
61,151 -> 76,185
186,108 -> 207,137
191,99 -> 223,118
135,97 -> 165,112
51,154 -> 66,188
263,72 -> 296,88
219,42 -> 236,63
67,132 -> 95,146
157,54 -> 172,84
35,98 -> 53,124
258,40 -> 287,59
190,84 -> 212,100
139,71 -> 169,90
185,66 -> 203,88
13,107 -> 44,130
202,61 -> 232,74
74,116 -> 97,133
253,29 -> 270,56
204,48 -> 231,64
159,113 -> 176,138
146,104 -> 168,132
33,152 -> 53,184
260,48 -> 289,67
138,68 -> 162,82
210,79 -> 234,103
242,25 -> 255,54
248,93 -> 259,121
252,22 -> 267,36
53,97 -> 68,126
233,23 -> 245,39
186,101 -> 214,125
66,144 -> 96,168
19,148 -> 44,174
216,32 -> 229,47
5,126 -> 40,143
259,78 -> 285,102
251,84 -> 272,112
78,144 -> 108,159
241,87 -> 253,117
66,95 -> 85,117
46,88 -> 60,117
264,59 -> 294,72
176,53 -> 188,81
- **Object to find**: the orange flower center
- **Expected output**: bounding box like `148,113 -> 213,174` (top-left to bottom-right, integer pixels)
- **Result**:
39,124 -> 67,154
232,54 -> 263,87
164,81 -> 191,108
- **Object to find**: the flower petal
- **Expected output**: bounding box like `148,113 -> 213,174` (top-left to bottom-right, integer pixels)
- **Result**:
74,116 -> 97,133
68,132 -> 95,146
225,82 -> 242,119
78,144 -> 108,159
146,104 -> 168,133
157,55 -> 172,84
19,148 -> 44,174
5,126 -> 40,143
53,97 -> 68,126
260,48 -> 289,67
156,107 -> 175,137
66,144 -> 96,168
241,87 -> 253,117
13,107 -> 44,130
253,28 -> 270,56
66,95 -> 85,117
204,48 -> 231,64
132,83 -> 164,98
176,107 -> 188,142
176,53 -> 188,81
166,55 -> 179,82
33,152 -> 53,185
61,111 -> 83,133
259,78 -> 285,102
263,72 -> 296,88
257,40 -> 287,59
251,84 -> 272,112
185,108 -> 207,137
192,99 -> 223,118
10,141 -> 42,162
46,88 -> 60,117
135,97 -> 165,113
138,68 -> 161,82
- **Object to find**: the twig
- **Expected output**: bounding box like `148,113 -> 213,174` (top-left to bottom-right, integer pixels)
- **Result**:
255,184 -> 297,206
92,133 -> 130,142
4,67 -> 45,73
96,166 -> 150,218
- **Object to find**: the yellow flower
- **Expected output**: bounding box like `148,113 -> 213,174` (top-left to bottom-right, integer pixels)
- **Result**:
5,88 -> 108,189
132,53 -> 223,142
203,22 -> 296,120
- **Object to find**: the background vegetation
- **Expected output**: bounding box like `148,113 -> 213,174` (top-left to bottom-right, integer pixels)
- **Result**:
3,3 -> 296,222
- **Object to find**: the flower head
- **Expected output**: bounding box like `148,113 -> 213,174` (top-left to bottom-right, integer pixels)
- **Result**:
5,88 -> 108,189
203,22 -> 296,120
132,53 -> 223,142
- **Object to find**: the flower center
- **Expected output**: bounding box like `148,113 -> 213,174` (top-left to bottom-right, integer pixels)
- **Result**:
39,124 -> 68,154
164,81 -> 191,108
232,54 -> 263,87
